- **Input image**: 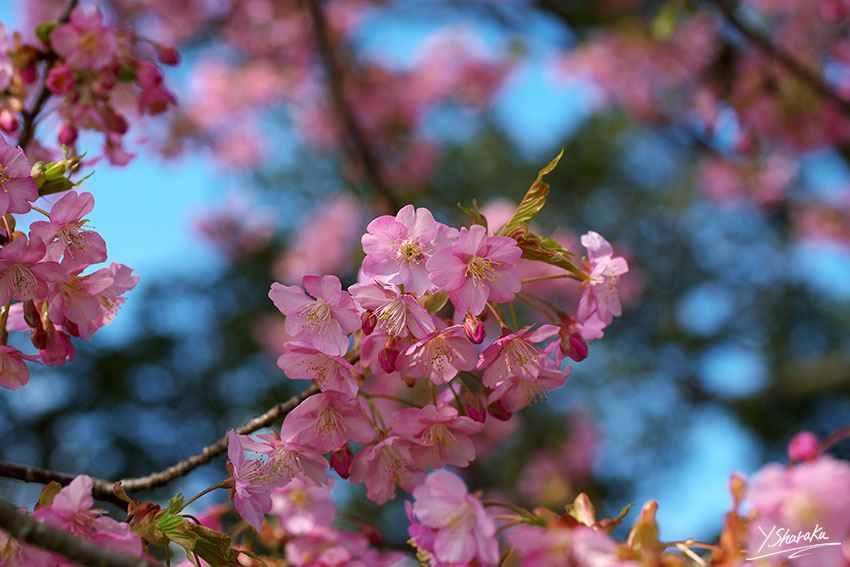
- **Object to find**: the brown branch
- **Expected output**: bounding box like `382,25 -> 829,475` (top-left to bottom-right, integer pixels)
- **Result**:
16,0 -> 79,149
705,0 -> 850,115
0,498 -> 160,567
0,384 -> 319,505
306,0 -> 401,212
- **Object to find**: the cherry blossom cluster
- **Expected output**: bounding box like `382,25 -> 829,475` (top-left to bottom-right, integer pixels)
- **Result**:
0,475 -> 149,566
225,194 -> 629,537
1,4 -> 177,164
0,136 -> 137,390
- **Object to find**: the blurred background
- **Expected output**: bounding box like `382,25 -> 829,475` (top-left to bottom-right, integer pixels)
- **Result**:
1,0 -> 849,547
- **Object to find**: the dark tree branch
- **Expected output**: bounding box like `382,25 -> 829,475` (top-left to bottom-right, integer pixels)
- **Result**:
306,0 -> 401,211
0,384 -> 319,504
0,498 -> 160,567
16,0 -> 79,149
706,0 -> 850,115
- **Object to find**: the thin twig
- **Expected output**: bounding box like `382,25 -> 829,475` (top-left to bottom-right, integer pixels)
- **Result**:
705,0 -> 850,115
0,498 -> 160,567
16,0 -> 79,149
306,0 -> 401,211
0,384 -> 319,504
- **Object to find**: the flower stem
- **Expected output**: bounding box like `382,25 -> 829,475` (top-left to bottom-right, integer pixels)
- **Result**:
486,302 -> 510,333
178,478 -> 231,512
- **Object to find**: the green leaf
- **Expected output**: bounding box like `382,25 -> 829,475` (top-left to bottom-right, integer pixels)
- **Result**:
421,290 -> 450,314
35,21 -> 57,44
497,148 -> 563,235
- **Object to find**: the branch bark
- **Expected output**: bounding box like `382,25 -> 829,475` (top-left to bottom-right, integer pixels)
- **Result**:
706,0 -> 850,115
0,498 -> 160,567
16,0 -> 79,149
306,0 -> 401,211
0,384 -> 319,505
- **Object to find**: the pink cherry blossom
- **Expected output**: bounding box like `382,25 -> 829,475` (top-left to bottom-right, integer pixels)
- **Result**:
391,404 -> 484,468
488,364 -> 571,413
349,435 -> 426,505
0,137 -> 38,217
427,224 -> 522,316
50,5 -> 117,70
476,325 -> 560,388
246,433 -> 330,488
0,237 -> 66,305
788,431 -> 820,462
507,524 -> 636,567
361,204 -> 457,294
747,456 -> 850,567
396,324 -> 479,385
410,470 -> 499,566
281,391 -> 375,452
46,269 -> 114,329
0,345 -> 40,390
227,430 -> 274,533
271,479 -> 336,536
277,345 -> 360,397
68,262 -> 138,339
349,282 -> 435,339
578,231 -> 628,326
270,275 -> 360,356
30,191 -> 108,269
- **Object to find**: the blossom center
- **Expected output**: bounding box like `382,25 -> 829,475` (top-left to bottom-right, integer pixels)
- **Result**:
80,32 -> 99,52
296,299 -> 331,335
0,165 -> 10,186
8,264 -> 37,297
422,422 -> 457,455
505,338 -> 537,374
394,237 -> 425,266
422,336 -> 452,372
374,298 -> 407,336
465,256 -> 498,286
315,407 -> 343,440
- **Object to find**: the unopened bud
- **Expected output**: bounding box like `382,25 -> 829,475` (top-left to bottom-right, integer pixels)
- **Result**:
19,65 -> 37,84
487,400 -> 512,421
566,334 -> 588,362
104,109 -> 128,135
465,392 -> 486,423
157,45 -> 180,66
23,300 -> 40,328
464,312 -> 485,344
0,109 -> 18,133
788,432 -> 819,462
330,445 -> 353,479
31,324 -> 48,350
58,123 -> 78,146
379,347 -> 397,374
361,311 -> 377,335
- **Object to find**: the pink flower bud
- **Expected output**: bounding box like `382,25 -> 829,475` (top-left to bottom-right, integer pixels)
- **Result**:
0,109 -> 18,133
103,109 -> 128,134
135,62 -> 163,89
46,65 -> 74,95
788,432 -> 819,462
30,324 -> 48,350
566,334 -> 588,362
58,123 -> 78,146
487,400 -> 512,421
19,65 -> 37,84
157,45 -> 180,66
23,301 -> 40,329
464,312 -> 485,344
465,392 -> 486,423
361,311 -> 377,335
330,445 -> 353,479
379,346 -> 397,374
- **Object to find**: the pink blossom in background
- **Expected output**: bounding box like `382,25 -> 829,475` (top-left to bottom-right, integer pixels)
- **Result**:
698,153 -> 798,207
275,193 -> 363,284
427,224 -> 522,316
193,192 -> 277,259
50,6 -> 117,70
747,456 -> 850,567
270,275 -> 360,356
0,24 -> 12,92
271,479 -> 337,536
410,470 -> 499,566
349,435 -> 426,505
391,404 -> 484,468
